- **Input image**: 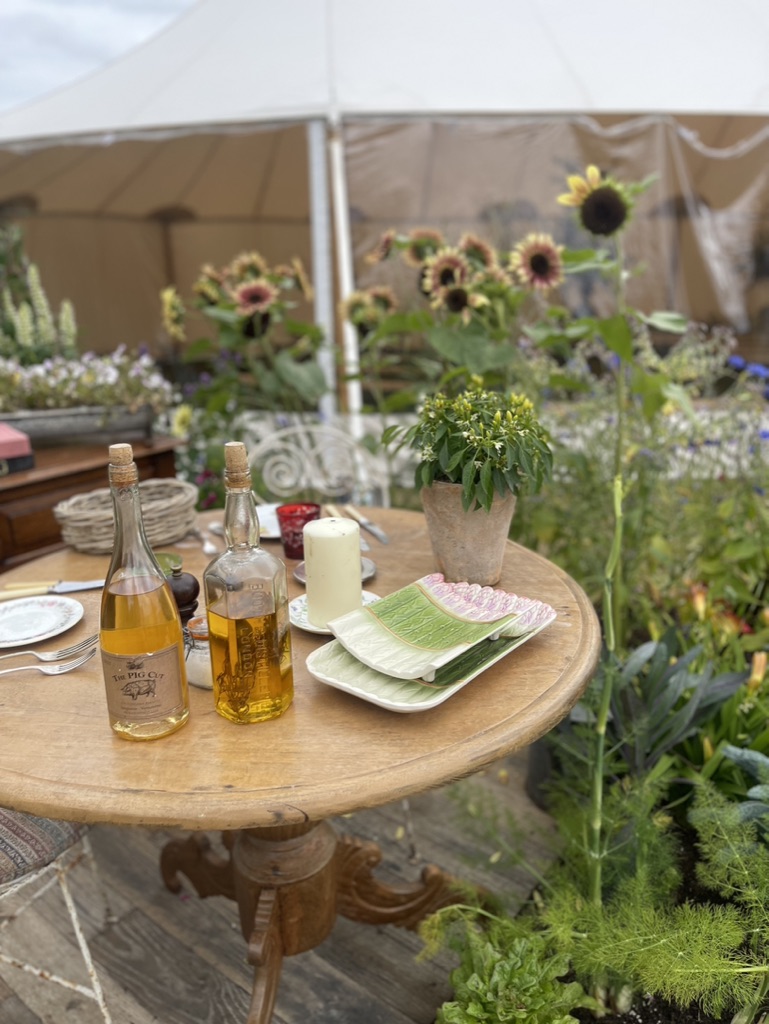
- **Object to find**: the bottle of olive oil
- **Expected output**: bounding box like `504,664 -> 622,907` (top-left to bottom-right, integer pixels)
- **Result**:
99,443 -> 189,740
203,441 -> 293,724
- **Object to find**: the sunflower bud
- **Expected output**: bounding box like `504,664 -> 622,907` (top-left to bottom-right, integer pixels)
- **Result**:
748,651 -> 768,692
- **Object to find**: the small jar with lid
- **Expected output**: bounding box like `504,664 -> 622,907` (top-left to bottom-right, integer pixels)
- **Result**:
185,615 -> 213,690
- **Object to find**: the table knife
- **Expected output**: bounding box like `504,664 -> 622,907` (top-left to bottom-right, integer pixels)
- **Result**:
342,505 -> 389,544
0,580 -> 104,601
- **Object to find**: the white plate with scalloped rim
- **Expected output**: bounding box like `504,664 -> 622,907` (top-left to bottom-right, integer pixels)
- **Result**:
0,596 -> 84,648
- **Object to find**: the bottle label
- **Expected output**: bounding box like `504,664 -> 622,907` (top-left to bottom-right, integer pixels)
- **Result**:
102,644 -> 186,723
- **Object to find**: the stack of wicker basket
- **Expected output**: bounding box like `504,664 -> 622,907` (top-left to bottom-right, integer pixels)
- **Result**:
53,478 -> 199,554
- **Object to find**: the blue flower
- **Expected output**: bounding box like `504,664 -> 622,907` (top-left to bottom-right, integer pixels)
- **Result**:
728,355 -> 747,370
747,362 -> 769,379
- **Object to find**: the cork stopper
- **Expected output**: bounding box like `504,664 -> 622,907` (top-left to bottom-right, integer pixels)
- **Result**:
109,443 -> 133,465
223,441 -> 251,488
108,442 -> 137,485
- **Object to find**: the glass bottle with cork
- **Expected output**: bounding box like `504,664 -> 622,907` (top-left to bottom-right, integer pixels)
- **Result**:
203,440 -> 294,723
99,442 -> 190,740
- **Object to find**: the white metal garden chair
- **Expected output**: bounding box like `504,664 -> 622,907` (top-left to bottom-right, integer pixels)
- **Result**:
0,808 -> 113,1021
247,422 -> 391,507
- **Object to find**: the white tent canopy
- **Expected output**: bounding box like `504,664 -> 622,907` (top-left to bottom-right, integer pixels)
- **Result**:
2,0 -> 768,138
1,0 -> 769,412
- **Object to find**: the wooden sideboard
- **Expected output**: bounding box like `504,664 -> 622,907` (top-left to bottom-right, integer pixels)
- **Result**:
0,437 -> 180,567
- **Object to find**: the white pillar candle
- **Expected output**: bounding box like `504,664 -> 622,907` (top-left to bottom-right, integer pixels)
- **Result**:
304,517 -> 362,628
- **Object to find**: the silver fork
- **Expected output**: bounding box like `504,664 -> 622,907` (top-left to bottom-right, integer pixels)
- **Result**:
0,634 -> 99,663
0,647 -> 97,677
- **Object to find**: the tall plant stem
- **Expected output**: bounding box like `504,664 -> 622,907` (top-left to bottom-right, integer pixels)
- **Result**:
589,233 -> 629,907
589,474 -> 624,906
611,236 -> 628,652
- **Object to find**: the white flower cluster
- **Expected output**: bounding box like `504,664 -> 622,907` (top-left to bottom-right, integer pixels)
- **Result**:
0,345 -> 175,413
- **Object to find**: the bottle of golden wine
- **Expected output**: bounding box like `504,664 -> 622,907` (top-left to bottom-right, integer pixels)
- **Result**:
203,441 -> 294,724
99,442 -> 190,740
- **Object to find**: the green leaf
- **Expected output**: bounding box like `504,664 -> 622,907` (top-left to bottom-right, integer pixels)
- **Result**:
638,310 -> 689,334
598,314 -> 633,361
630,366 -> 670,420
427,326 -> 512,375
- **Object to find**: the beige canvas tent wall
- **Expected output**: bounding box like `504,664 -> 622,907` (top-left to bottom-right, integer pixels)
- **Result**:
0,0 -> 768,415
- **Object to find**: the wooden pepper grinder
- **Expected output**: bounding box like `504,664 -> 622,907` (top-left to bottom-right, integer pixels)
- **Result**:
167,565 -> 200,627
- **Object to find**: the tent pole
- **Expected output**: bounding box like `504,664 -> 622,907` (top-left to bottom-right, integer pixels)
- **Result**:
308,119 -> 337,419
328,122 -> 364,439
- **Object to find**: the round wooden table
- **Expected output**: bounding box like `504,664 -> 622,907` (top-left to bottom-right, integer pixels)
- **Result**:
0,506 -> 600,1023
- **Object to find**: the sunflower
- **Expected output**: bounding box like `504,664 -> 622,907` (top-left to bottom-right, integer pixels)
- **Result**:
338,290 -> 373,323
339,287 -> 398,337
441,286 -> 471,317
458,233 -> 497,271
440,287 -> 490,323
403,228 -> 444,267
290,257 -> 314,300
275,258 -> 314,300
509,233 -> 564,291
365,229 -> 397,264
232,280 -> 279,316
160,286 -> 186,342
422,249 -> 471,299
367,285 -> 398,313
228,250 -> 269,281
558,165 -> 630,237
191,263 -> 225,306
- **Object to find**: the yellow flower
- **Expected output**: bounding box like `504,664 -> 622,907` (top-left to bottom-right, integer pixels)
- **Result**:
557,164 -> 603,207
558,164 -> 631,236
160,286 -> 186,343
171,403 -> 193,439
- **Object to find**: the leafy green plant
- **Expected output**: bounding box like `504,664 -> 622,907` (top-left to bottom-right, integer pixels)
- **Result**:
421,908 -> 597,1024
383,380 -> 553,512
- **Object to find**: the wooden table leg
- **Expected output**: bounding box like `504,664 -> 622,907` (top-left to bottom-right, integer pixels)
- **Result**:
160,822 -> 460,1021
161,822 -> 339,1023
160,830 -> 236,899
334,834 -> 462,929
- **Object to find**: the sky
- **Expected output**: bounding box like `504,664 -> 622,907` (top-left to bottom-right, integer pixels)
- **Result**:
0,0 -> 197,115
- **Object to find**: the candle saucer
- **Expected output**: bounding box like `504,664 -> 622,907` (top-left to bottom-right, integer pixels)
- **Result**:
293,557 -> 376,585
289,591 -> 381,635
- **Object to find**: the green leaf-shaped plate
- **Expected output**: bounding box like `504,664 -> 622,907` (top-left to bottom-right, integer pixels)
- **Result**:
327,573 -> 556,682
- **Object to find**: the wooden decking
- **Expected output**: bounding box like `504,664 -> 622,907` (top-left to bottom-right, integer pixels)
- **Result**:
0,750 -> 555,1024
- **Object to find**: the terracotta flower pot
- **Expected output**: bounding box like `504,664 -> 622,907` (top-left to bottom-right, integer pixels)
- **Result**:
420,481 -> 517,586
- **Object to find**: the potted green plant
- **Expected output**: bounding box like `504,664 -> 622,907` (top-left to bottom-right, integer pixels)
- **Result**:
384,380 -> 553,586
